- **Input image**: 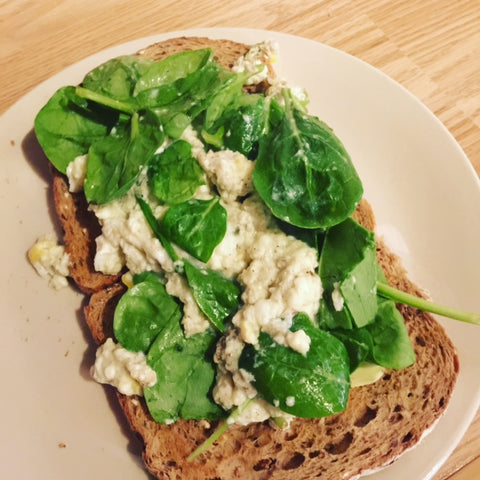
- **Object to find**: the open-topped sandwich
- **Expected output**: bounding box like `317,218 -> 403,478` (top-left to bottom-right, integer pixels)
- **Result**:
29,36 -> 471,480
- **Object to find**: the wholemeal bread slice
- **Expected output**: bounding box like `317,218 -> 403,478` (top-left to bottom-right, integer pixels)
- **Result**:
50,37 -> 459,479
84,199 -> 458,480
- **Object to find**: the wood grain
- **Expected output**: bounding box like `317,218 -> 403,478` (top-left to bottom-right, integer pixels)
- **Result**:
1,1 -> 479,479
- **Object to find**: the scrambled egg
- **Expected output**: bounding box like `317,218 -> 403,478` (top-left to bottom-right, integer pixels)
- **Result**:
28,234 -> 70,289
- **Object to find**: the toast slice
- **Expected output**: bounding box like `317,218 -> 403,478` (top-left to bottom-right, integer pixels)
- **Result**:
49,37 -> 459,479
84,199 -> 458,480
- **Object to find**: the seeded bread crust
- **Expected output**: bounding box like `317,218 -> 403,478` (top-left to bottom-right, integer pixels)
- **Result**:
51,37 -> 459,479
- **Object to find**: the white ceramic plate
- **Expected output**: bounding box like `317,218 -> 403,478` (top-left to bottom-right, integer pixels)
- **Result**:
1,28 -> 479,480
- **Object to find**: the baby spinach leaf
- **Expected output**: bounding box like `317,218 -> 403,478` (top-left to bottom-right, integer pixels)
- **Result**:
203,70 -> 249,131
367,298 -> 416,369
134,49 -> 214,95
148,140 -> 205,205
324,252 -> 415,371
136,60 -> 224,138
34,86 -> 113,174
276,219 -> 325,250
240,313 -> 350,418
131,270 -> 163,284
160,197 -> 227,262
136,59 -> 218,109
223,95 -> 266,158
163,112 -> 191,139
253,90 -> 363,229
203,93 -> 266,158
82,55 -> 153,105
319,218 -> 378,330
84,109 -> 164,204
113,273 -> 181,353
179,358 -> 224,420
183,260 -> 240,332
330,327 -> 373,372
75,86 -> 136,115
144,321 -> 223,423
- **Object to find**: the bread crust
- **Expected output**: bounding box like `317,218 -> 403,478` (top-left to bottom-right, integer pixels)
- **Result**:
50,37 -> 459,479
52,170 -> 121,293
138,36 -> 251,67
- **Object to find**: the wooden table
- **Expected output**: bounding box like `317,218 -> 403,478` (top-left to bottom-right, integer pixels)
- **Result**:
1,1 -> 479,479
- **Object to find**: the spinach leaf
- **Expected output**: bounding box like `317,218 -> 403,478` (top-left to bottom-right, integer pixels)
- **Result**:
84,109 -> 165,204
222,94 -> 266,158
147,140 -> 205,205
318,218 -> 378,329
203,70 -> 249,131
276,219 -> 325,250
322,243 -> 415,371
162,113 -> 192,140
253,90 -> 363,229
330,327 -> 373,372
183,260 -> 240,332
134,49 -> 214,95
160,197 -> 227,262
144,320 -> 223,423
240,313 -> 350,418
135,59 -> 219,110
34,86 -> 113,174
363,264 -> 415,369
136,59 -> 224,138
203,93 -> 266,158
131,270 -> 163,284
82,55 -> 153,106
113,273 -> 181,353
367,298 -> 416,369
34,49 -> 249,182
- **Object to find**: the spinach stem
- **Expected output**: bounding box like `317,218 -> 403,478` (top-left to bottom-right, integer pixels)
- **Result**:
135,196 -> 179,262
377,281 -> 480,325
131,112 -> 140,139
75,86 -> 136,115
187,399 -> 254,462
186,420 -> 229,462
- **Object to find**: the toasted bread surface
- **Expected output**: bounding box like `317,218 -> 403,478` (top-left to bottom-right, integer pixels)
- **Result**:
51,37 -> 459,479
